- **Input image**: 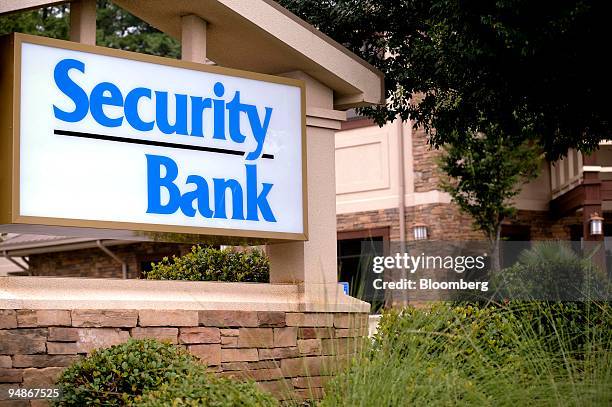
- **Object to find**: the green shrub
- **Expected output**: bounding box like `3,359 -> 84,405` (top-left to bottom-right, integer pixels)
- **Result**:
371,303 -> 525,374
144,246 -> 269,282
491,241 -> 609,301
54,339 -> 205,406
321,302 -> 612,406
131,371 -> 278,407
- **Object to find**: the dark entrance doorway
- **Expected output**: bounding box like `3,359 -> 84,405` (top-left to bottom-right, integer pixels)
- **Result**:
337,227 -> 389,312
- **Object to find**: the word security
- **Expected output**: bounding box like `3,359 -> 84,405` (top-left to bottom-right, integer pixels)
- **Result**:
52,58 -> 272,160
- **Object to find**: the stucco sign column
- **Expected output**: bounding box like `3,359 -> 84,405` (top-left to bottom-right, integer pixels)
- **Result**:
70,0 -> 96,45
268,72 -> 344,306
181,14 -> 207,64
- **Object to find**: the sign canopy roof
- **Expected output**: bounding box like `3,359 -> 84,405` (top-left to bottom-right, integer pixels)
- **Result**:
1,0 -> 384,109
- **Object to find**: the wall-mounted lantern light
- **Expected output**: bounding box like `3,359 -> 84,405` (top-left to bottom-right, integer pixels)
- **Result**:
413,223 -> 428,241
589,212 -> 604,236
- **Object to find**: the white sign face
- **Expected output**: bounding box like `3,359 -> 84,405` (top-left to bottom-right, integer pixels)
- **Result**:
16,38 -> 305,240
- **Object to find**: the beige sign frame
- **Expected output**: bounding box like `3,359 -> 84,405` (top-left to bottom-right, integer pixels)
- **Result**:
0,33 -> 308,242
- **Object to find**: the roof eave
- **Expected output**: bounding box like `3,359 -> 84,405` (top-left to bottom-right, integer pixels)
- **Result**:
1,0 -> 385,109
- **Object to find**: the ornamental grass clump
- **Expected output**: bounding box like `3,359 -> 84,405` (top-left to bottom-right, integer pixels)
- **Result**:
144,245 -> 269,282
321,302 -> 611,406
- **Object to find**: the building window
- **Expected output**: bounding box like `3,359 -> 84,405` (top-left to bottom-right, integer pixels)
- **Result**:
337,228 -> 389,312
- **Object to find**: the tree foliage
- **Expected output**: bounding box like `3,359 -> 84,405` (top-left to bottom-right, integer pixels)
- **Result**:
1,1 -> 567,245
439,129 -> 539,240
439,126 -> 539,268
0,0 -> 180,58
95,0 -> 180,58
2,2 -> 608,159
279,0 -> 610,160
0,4 -> 69,39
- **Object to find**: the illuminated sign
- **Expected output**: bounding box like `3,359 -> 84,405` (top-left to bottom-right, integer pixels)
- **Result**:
0,34 -> 307,241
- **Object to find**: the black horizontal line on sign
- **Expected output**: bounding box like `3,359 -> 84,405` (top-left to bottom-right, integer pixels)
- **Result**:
53,129 -> 275,159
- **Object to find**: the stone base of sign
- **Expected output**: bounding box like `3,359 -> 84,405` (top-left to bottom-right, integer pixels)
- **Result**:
0,278 -> 370,404
0,309 -> 368,404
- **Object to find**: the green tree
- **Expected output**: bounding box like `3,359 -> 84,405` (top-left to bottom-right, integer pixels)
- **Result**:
279,0 -> 610,161
95,0 -> 179,58
0,4 -> 69,39
280,0 -> 603,265
439,125 -> 540,270
0,1 -> 180,58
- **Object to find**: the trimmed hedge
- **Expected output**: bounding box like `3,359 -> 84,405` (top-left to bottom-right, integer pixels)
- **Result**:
132,372 -> 278,406
54,339 -> 204,406
55,339 -> 278,406
144,246 -> 269,282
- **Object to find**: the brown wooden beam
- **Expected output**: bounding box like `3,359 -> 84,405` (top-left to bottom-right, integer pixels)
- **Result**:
0,1 -> 65,15
550,184 -> 585,219
337,227 -> 390,241
600,180 -> 612,201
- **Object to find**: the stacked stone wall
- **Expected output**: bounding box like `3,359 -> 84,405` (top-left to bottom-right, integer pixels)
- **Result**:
0,309 -> 368,405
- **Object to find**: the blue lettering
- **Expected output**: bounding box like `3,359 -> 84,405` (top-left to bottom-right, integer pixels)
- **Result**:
90,82 -> 124,127
226,91 -> 248,144
213,178 -> 244,220
190,96 -> 212,137
245,105 -> 272,161
246,164 -> 276,222
180,175 -> 213,218
53,60 -> 276,160
145,154 -> 276,223
155,91 -> 188,135
146,154 -> 181,214
53,59 -> 89,122
212,82 -> 226,140
125,88 -> 154,131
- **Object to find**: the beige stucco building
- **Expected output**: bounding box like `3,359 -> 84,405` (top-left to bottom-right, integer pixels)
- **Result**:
332,116 -> 612,301
334,115 -> 612,248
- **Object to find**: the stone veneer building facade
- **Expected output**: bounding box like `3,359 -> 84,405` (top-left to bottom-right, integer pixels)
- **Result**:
335,116 -> 604,244
334,114 -> 612,304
